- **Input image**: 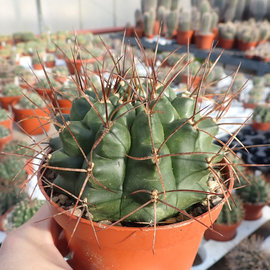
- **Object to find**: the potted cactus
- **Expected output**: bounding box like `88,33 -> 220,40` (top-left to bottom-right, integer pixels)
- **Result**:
45,54 -> 56,68
1,198 -> 44,232
166,10 -> 178,39
31,54 -> 43,70
34,77 -> 61,101
236,172 -> 270,220
195,12 -> 215,50
27,42 -> 242,270
56,81 -> 80,114
0,108 -> 13,129
218,22 -> 236,50
0,83 -> 23,109
177,10 -> 193,45
252,104 -> 270,131
0,125 -> 12,150
3,140 -> 34,175
18,69 -> 36,89
180,60 -> 202,89
243,86 -> 265,109
236,23 -> 259,51
204,195 -> 244,241
12,92 -> 50,135
52,66 -> 69,84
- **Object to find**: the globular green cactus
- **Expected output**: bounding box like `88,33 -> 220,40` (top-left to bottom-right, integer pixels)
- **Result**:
0,108 -> 11,121
253,76 -> 265,87
216,195 -> 244,225
0,187 -> 28,215
45,56 -> 227,225
253,104 -> 270,123
247,86 -> 265,104
143,9 -> 156,37
237,24 -> 259,43
18,92 -> 46,109
166,10 -> 178,37
34,77 -> 61,89
258,21 -> 270,42
57,82 -> 80,101
3,199 -> 45,231
236,173 -> 270,204
0,125 -> 10,138
219,22 -> 237,40
2,83 -> 22,97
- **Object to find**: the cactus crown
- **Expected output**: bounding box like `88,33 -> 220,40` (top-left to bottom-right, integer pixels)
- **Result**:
236,173 -> 270,204
166,10 -> 178,37
199,12 -> 212,35
216,195 -> 244,225
253,104 -> 270,123
35,77 -> 61,89
179,10 -> 191,32
247,86 -> 265,104
218,22 -> 236,40
2,83 -> 22,96
0,125 -> 10,138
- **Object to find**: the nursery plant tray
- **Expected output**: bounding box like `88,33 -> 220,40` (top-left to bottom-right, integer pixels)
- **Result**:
192,206 -> 270,270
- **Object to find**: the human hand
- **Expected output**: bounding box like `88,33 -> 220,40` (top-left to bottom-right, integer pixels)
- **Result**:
0,203 -> 72,270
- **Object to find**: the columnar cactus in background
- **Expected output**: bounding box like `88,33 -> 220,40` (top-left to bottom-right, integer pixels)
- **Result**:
166,10 -> 178,37
141,0 -> 157,13
199,12 -> 212,35
234,0 -> 246,21
143,9 -> 156,37
224,0 -> 237,22
178,10 -> 191,32
249,0 -> 268,21
157,0 -> 172,10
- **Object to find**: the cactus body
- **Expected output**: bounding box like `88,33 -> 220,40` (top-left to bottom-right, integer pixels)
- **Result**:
143,10 -> 156,37
166,10 -> 178,37
200,12 -> 212,35
48,78 -> 223,224
253,104 -> 270,123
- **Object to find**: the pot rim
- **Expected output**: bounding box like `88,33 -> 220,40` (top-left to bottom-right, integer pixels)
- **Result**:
38,160 -> 234,232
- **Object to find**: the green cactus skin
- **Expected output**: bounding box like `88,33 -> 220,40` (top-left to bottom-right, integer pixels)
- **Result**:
236,173 -> 270,204
143,10 -> 156,37
2,83 -> 22,97
3,140 -> 33,158
47,73 -> 224,224
170,0 -> 180,11
18,92 -> 46,109
141,0 -> 157,13
199,12 -> 212,35
247,86 -> 265,104
0,125 -> 10,138
218,22 -> 236,40
216,195 -> 244,225
34,77 -> 61,89
224,0 -> 237,22
0,188 -> 28,215
0,109 -> 10,121
4,199 -> 45,231
158,0 -> 172,10
179,10 -> 191,32
166,10 -> 178,37
253,104 -> 270,123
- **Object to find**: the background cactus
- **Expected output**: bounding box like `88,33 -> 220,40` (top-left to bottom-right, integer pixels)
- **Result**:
17,92 -> 46,109
141,0 -> 157,13
199,12 -> 212,35
216,195 -> 244,225
0,125 -> 10,138
2,83 -> 22,97
178,10 -> 191,32
143,9 -> 156,37
3,199 -> 45,231
224,0 -> 237,22
226,235 -> 270,270
34,77 -> 61,89
247,86 -> 265,104
219,22 -> 236,40
0,109 -> 11,121
253,104 -> 270,123
166,10 -> 178,37
236,173 -> 270,204
249,0 -> 268,21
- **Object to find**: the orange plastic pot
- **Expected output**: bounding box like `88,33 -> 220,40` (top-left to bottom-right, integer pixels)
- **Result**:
243,203 -> 266,220
204,221 -> 241,241
45,61 -> 56,68
12,105 -> 50,135
33,63 -> 43,70
39,165 -> 233,270
252,121 -> 270,131
195,33 -> 214,50
237,40 -> 257,51
243,102 -> 257,109
0,115 -> 13,130
176,30 -> 194,45
57,99 -> 72,114
0,132 -> 13,151
0,95 -> 22,110
65,57 -> 100,75
218,37 -> 235,50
